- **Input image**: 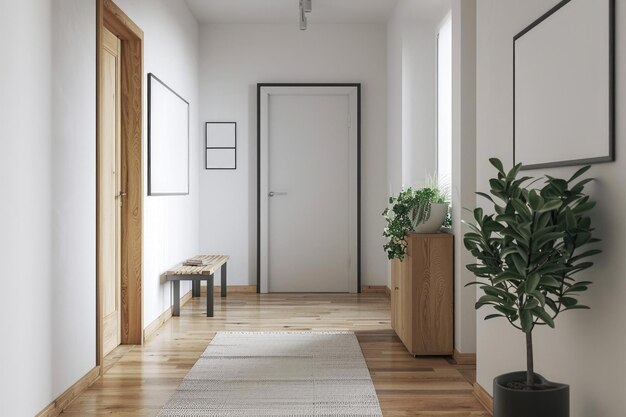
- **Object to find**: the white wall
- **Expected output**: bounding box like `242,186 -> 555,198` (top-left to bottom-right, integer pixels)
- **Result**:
451,0 -> 477,354
198,23 -> 388,286
385,0 -> 450,278
387,0 -> 450,193
401,22 -> 438,189
0,1 -> 96,415
476,1 -> 626,415
386,0 -> 476,353
115,0 -> 201,327
387,6 -> 404,199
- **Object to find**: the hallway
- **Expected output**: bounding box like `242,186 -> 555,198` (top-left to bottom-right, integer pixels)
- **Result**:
61,293 -> 487,416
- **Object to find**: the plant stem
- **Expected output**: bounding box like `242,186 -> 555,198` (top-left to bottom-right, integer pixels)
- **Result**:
526,330 -> 534,388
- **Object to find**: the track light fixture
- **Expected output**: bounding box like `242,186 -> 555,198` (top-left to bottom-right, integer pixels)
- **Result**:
299,0 -> 312,30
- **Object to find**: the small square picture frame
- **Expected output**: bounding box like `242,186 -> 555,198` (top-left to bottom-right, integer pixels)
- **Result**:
205,122 -> 236,170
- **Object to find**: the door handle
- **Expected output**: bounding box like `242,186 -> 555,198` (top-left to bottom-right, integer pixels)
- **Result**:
268,191 -> 288,197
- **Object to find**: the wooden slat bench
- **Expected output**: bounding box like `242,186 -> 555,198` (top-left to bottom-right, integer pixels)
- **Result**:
166,255 -> 229,317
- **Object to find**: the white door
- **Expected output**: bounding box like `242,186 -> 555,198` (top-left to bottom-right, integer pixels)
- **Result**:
259,86 -> 359,293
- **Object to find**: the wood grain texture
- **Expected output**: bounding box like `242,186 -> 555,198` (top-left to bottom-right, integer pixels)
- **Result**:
391,233 -> 454,356
102,0 -> 143,40
363,285 -> 389,294
118,34 -> 143,345
100,26 -> 122,358
36,367 -> 100,417
214,284 -> 256,293
473,382 -> 494,416
97,0 -> 145,365
143,290 -> 193,343
453,349 -> 477,365
166,255 -> 230,276
60,293 -> 489,417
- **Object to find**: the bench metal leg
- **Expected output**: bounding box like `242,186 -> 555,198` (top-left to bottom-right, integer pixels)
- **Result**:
207,274 -> 214,317
172,280 -> 180,317
192,280 -> 201,297
221,263 -> 227,297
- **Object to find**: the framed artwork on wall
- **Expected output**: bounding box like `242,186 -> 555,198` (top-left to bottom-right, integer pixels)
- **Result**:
148,73 -> 190,195
206,122 -> 237,170
513,0 -> 615,170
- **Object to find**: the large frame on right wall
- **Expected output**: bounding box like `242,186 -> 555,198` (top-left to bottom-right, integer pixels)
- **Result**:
513,0 -> 615,170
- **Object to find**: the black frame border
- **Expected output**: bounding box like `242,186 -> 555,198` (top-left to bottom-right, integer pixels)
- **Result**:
205,122 -> 237,170
147,72 -> 190,196
513,0 -> 615,171
256,83 -> 362,293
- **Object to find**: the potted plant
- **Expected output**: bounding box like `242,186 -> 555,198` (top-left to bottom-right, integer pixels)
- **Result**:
464,159 -> 600,417
383,179 -> 449,260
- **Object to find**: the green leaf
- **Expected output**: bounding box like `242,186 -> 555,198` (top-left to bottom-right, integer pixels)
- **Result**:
530,290 -> 546,307
537,199 -> 562,213
561,297 -> 579,308
493,271 -> 523,284
545,298 -> 559,314
528,190 -> 541,210
525,273 -> 540,293
520,309 -> 534,333
533,307 -> 555,328
570,249 -> 602,263
474,207 -> 484,223
476,192 -> 495,203
485,314 -> 505,320
564,305 -> 590,310
510,253 -> 528,275
539,275 -> 561,288
569,165 -> 591,183
489,158 -> 505,174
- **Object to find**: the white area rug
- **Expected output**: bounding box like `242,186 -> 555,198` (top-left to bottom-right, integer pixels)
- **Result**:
157,331 -> 383,417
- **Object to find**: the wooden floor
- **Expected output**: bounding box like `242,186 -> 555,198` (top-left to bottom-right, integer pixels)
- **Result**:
62,293 -> 488,416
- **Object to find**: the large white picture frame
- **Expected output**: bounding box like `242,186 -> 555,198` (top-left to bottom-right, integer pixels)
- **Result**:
148,73 -> 189,195
513,0 -> 615,170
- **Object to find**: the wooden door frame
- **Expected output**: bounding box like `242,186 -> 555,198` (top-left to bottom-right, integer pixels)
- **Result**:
96,0 -> 144,372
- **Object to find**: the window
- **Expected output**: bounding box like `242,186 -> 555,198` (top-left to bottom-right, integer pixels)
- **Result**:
437,13 -> 452,189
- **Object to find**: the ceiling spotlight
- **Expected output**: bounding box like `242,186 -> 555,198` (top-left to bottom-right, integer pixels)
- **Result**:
299,0 -> 312,30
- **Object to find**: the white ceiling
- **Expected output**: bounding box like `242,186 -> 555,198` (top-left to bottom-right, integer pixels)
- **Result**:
185,0 -> 400,24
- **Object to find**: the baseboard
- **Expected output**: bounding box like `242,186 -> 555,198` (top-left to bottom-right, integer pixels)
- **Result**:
36,366 -> 101,417
362,285 -> 389,295
215,285 -> 257,293
196,285 -> 257,294
453,348 -> 477,365
473,382 -> 493,415
143,289 -> 193,342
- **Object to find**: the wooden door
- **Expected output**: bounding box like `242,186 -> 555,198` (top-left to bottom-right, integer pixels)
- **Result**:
100,27 -> 122,357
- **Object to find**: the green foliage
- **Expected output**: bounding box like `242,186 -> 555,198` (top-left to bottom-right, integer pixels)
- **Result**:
383,185 -> 448,260
464,158 -> 601,334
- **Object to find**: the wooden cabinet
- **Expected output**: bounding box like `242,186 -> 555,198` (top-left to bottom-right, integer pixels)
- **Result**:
391,233 -> 453,356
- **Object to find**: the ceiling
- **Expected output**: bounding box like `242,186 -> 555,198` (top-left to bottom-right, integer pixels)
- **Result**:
185,0 -> 400,24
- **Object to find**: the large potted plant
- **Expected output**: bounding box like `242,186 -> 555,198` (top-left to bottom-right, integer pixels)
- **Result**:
383,180 -> 449,260
464,159 -> 600,417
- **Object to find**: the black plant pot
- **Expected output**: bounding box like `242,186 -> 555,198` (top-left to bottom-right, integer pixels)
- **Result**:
493,371 -> 569,417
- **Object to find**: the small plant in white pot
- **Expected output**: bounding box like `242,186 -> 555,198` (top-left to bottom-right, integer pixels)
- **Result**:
464,159 -> 600,417
383,180 -> 449,260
